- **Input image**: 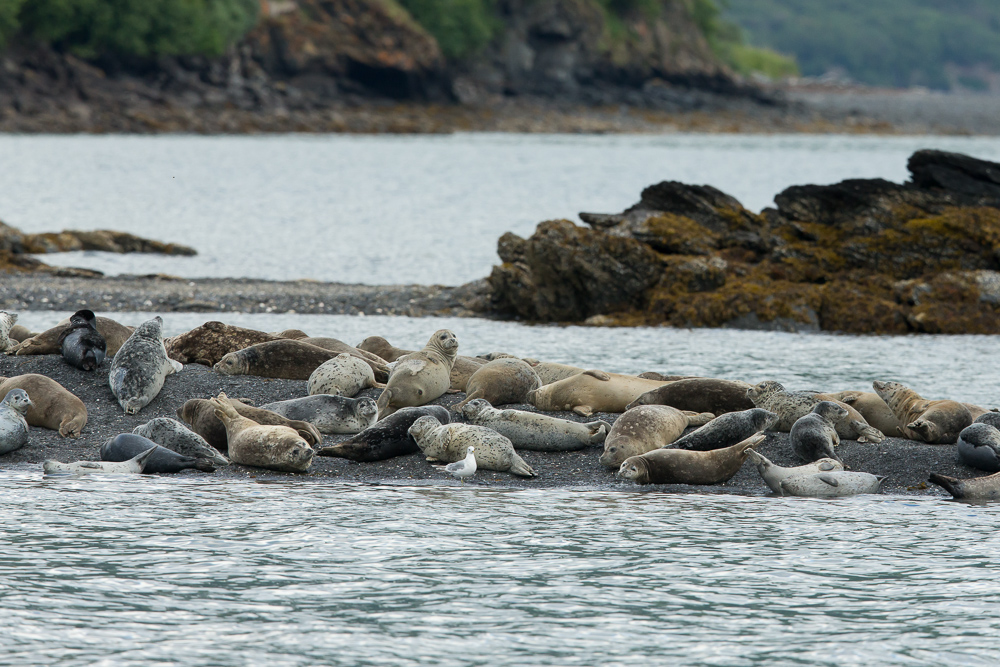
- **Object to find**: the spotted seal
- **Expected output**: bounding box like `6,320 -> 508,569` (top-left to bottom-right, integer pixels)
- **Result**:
780,472 -> 885,497
100,433 -> 216,474
747,381 -> 884,443
317,405 -> 451,461
626,378 -> 754,414
133,417 -> 230,466
59,309 -> 107,371
618,433 -> 764,485
214,339 -> 342,381
667,408 -> 778,452
376,330 -> 458,418
929,471 -> 1000,500
975,412 -> 1000,430
109,316 -> 182,415
13,315 -> 133,356
0,311 -> 17,353
790,401 -> 848,463
408,415 -> 535,477
0,374 -> 88,437
262,395 -> 378,435
746,450 -> 844,494
299,337 -> 390,380
527,370 -> 669,416
308,353 -> 381,397
43,447 -> 157,475
956,423 -> 1000,472
599,406 -> 714,469
163,322 -> 285,366
209,394 -> 314,472
453,358 -> 541,412
461,399 -> 609,452
177,398 -> 322,451
358,335 -> 482,391
0,388 -> 32,454
872,380 -> 972,444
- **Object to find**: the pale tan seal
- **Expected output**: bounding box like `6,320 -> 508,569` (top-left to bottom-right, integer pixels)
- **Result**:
177,398 -> 322,451
214,339 -> 340,380
461,399 -> 609,451
824,390 -> 903,436
521,359 -> 585,385
618,433 -> 765,485
526,370 -> 668,416
407,415 -> 535,477
599,405 -> 714,469
376,330 -> 458,418
12,316 -> 134,356
209,394 -> 314,472
0,374 -> 88,437
746,450 -> 844,495
747,381 -> 884,443
8,324 -> 36,343
872,380 -> 972,444
453,358 -> 541,412
626,378 -> 754,414
358,335 -> 483,391
163,322 -> 284,366
308,353 -> 381,397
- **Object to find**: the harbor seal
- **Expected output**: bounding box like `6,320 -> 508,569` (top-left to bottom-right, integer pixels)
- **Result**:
376,330 -> 458,418
261,395 -> 378,435
599,406 -> 714,469
780,472 -> 885,497
8,324 -> 35,343
109,316 -> 182,415
618,433 -> 764,485
408,415 -> 535,477
872,380 -> 972,444
299,337 -> 390,381
177,398 -> 322,451
163,322 -> 284,366
461,399 -> 609,452
790,401 -> 848,464
0,388 -> 32,454
527,370 -> 669,416
317,405 -> 451,461
209,394 -> 314,472
133,417 -> 230,466
626,378 -> 754,414
746,450 -> 844,495
214,339 -> 342,381
824,390 -> 903,436
13,315 -> 133,356
453,358 -> 541,412
59,309 -> 107,371
747,381 -> 884,443
43,447 -> 157,475
100,433 -> 216,474
0,374 -> 87,437
307,353 -> 381,397
522,359 -> 585,385
0,311 -> 16,353
668,408 -> 778,451
975,412 -> 1000,430
357,335 -> 482,391
956,423 -> 1000,472
929,471 -> 1000,500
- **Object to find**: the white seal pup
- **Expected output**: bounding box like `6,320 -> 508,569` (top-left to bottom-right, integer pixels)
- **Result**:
0,311 -> 17,353
308,353 -> 381,398
461,399 -> 609,451
746,450 -> 844,495
956,423 -> 1000,472
408,415 -> 535,477
779,472 -> 885,498
445,446 -> 477,482
790,401 -> 847,464
0,388 -> 32,455
133,417 -> 230,466
929,471 -> 1000,501
109,316 -> 183,414
377,330 -> 459,418
43,447 -> 157,475
262,395 -> 378,435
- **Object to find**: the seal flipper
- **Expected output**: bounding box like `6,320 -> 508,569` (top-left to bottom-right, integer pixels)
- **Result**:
817,473 -> 840,487
583,370 -> 611,381
509,452 -> 536,478
586,421 -> 610,444
573,405 -> 594,417
376,388 -> 393,419
851,421 -> 884,444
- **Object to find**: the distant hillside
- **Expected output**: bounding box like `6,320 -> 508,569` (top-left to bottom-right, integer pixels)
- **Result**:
724,0 -> 1000,91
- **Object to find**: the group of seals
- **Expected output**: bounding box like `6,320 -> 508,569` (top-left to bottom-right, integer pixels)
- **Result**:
359,335 -> 483,391
100,433 -> 216,474
318,405 -> 451,461
0,374 -> 88,437
747,381 -> 884,443
376,330 -> 458,418
599,406 -> 713,469
13,315 -> 133,357
178,397 -> 322,451
209,394 -> 314,472
109,316 -> 182,415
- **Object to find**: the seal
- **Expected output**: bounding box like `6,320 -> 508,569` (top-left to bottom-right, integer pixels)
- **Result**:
8,324 -> 36,343
636,372 -> 698,381
209,394 -> 314,472
408,415 -> 535,477
0,311 -> 17,353
13,315 -> 133,356
0,374 -> 88,437
929,471 -> 1000,500
461,399 -> 609,452
746,450 -> 844,494
668,408 -> 778,451
626,378 -> 754,413
261,395 -> 378,435
975,412 -> 1000,430
358,335 -> 483,391
59,309 -> 107,371
522,359 -> 585,385
133,417 -> 230,466
453,358 -> 541,412
0,388 -> 32,455
790,401 -> 849,463
780,472 -> 885,497
376,330 -> 458,418
618,433 -> 764,485
872,380 -> 973,444
317,405 -> 451,462
109,316 -> 183,415
823,390 -> 903,437
599,406 -> 714,469
307,353 -> 381,397
956,423 -> 1000,472
747,381 -> 884,443
299,337 -> 391,381
163,321 -> 284,366
527,370 -> 669,416
100,433 -> 216,474
43,447 -> 157,475
177,398 -> 322,451
214,339 -> 343,381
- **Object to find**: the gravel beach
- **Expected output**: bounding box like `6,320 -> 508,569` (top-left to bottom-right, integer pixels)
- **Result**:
0,353 -> 974,496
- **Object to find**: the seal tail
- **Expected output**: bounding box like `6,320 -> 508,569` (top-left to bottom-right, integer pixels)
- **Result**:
735,433 -> 766,455
928,473 -> 963,498
586,420 -> 611,444
853,421 -> 885,444
452,390 -> 483,413
685,412 -> 715,427
510,452 -> 536,478
376,387 -> 392,419
317,444 -> 348,458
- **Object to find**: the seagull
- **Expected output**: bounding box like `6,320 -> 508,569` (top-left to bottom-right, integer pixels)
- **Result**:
445,446 -> 476,483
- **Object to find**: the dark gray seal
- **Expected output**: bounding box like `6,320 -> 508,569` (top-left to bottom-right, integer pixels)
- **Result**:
317,405 -> 451,462
668,408 -> 778,452
133,417 -> 230,467
957,423 -> 1000,472
100,433 -> 216,474
109,316 -> 183,414
790,401 -> 847,464
0,388 -> 32,455
261,395 -> 378,435
58,309 -> 107,371
974,412 -> 1000,430
626,378 -> 754,414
